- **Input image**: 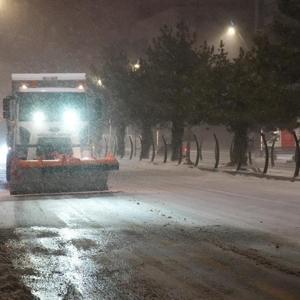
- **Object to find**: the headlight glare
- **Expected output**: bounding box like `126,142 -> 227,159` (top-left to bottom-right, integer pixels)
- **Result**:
63,110 -> 80,125
33,111 -> 46,123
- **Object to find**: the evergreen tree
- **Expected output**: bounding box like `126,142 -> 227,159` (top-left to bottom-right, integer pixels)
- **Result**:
273,0 -> 300,84
206,43 -> 286,165
254,0 -> 300,130
144,22 -> 199,161
128,61 -> 164,159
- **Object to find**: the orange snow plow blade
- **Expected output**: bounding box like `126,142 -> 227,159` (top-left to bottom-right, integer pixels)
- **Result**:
9,157 -> 119,195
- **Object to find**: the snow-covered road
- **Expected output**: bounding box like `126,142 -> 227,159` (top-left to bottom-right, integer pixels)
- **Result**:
112,161 -> 300,244
0,161 -> 299,299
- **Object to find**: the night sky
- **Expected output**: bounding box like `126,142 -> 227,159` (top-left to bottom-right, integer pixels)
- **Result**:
0,0 -> 255,99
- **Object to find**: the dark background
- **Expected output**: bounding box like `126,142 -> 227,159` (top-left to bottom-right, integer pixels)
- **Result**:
0,0 -> 256,138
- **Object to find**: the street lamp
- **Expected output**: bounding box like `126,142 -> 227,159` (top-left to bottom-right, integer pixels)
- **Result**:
97,79 -> 103,87
132,61 -> 140,71
227,21 -> 236,37
227,25 -> 236,36
223,21 -> 249,52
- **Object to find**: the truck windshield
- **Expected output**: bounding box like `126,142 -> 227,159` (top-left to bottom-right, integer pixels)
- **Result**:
18,93 -> 87,121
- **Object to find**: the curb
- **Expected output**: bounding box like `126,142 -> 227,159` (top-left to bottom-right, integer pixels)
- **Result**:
198,167 -> 300,182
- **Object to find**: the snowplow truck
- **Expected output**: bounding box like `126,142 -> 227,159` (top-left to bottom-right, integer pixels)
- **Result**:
3,73 -> 118,195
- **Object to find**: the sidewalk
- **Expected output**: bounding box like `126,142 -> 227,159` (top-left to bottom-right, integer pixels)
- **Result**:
198,160 -> 299,181
134,150 -> 300,181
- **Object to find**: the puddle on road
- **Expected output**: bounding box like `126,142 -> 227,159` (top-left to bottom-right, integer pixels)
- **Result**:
5,225 -> 300,300
9,226 -> 147,299
9,227 -> 105,299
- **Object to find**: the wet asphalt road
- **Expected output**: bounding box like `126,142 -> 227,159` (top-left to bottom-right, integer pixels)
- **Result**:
0,162 -> 299,299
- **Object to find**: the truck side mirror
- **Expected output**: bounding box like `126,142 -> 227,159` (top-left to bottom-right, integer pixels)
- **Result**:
3,96 -> 13,119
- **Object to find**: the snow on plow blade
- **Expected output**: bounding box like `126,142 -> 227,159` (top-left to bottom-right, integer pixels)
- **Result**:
10,157 -> 119,195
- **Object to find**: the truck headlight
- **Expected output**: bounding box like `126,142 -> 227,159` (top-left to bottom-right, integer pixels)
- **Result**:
33,111 -> 46,123
63,110 -> 80,126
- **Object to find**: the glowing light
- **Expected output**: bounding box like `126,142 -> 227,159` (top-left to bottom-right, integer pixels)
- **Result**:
97,79 -> 103,87
227,26 -> 236,36
78,84 -> 84,90
133,63 -> 140,70
82,149 -> 92,160
21,84 -> 28,90
63,110 -> 80,129
82,157 -> 91,160
32,111 -> 46,123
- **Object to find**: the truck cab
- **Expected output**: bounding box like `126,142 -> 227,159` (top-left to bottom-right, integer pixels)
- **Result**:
4,73 -> 91,179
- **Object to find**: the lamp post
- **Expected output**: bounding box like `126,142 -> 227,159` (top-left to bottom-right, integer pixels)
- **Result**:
132,61 -> 140,71
97,78 -> 103,87
225,21 -> 249,51
227,25 -> 236,36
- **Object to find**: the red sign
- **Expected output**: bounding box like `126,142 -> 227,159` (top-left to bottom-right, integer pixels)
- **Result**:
281,130 -> 294,148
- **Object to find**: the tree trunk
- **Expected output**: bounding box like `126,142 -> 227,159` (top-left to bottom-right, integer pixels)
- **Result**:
171,120 -> 184,161
141,123 -> 152,159
231,126 -> 248,165
115,123 -> 126,157
184,126 -> 193,164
